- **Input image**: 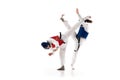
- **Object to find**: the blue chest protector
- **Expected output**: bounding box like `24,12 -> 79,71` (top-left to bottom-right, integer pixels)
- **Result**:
76,25 -> 89,39
74,25 -> 89,52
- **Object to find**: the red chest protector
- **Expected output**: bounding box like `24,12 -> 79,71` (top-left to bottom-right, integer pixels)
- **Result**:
51,36 -> 65,46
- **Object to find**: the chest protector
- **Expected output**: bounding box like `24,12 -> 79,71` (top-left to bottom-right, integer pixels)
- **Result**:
51,35 -> 65,46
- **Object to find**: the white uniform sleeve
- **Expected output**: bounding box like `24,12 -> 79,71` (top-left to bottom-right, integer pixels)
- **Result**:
48,38 -> 59,52
83,16 -> 91,20
82,23 -> 88,32
77,13 -> 82,20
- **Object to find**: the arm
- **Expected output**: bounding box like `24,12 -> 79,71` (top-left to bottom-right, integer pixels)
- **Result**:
84,16 -> 91,21
48,38 -> 59,56
76,8 -> 82,20
82,23 -> 88,32
48,47 -> 59,56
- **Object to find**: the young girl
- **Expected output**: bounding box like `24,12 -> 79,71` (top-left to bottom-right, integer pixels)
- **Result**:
60,8 -> 92,70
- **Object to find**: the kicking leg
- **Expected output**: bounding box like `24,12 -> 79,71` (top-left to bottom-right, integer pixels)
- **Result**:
62,8 -> 84,39
62,19 -> 83,40
60,14 -> 77,41
60,16 -> 79,70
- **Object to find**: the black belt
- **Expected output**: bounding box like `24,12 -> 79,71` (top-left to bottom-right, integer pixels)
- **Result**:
59,32 -> 65,44
74,38 -> 80,52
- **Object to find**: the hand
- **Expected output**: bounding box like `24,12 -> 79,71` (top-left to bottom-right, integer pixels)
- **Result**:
76,8 -> 79,14
61,14 -> 64,17
48,53 -> 53,56
60,14 -> 65,22
86,16 -> 91,18
89,16 -> 91,18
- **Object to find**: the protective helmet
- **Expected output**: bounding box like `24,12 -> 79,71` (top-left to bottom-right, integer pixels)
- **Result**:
41,42 -> 50,49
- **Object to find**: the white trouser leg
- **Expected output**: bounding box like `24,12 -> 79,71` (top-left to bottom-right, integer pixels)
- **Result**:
71,42 -> 80,68
71,51 -> 78,68
63,21 -> 78,41
62,20 -> 83,40
59,43 -> 67,66
59,16 -> 83,68
62,21 -> 80,68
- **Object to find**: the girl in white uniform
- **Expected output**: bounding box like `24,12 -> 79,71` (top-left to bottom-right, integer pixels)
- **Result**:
60,8 -> 92,70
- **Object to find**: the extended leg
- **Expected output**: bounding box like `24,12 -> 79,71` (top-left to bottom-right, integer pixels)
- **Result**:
60,14 -> 82,70
60,15 -> 77,41
62,20 -> 83,40
62,8 -> 84,39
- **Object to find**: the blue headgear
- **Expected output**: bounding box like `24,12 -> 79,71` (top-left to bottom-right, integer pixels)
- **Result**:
41,42 -> 50,49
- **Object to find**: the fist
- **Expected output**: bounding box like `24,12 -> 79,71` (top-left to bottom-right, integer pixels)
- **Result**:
48,53 -> 53,56
76,8 -> 79,14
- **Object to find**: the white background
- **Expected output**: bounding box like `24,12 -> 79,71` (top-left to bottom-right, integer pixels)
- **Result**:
0,0 -> 120,80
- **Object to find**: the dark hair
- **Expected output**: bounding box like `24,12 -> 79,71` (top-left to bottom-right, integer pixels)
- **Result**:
84,19 -> 92,23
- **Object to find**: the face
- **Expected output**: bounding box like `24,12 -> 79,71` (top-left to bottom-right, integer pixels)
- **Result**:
84,16 -> 92,23
46,45 -> 51,49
